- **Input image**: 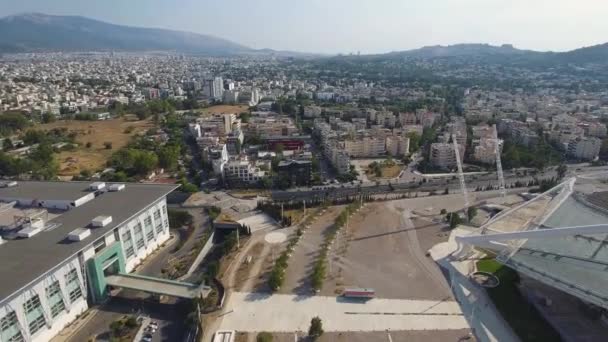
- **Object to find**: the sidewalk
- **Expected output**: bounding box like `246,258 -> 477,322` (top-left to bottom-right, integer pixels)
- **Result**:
50,309 -> 99,342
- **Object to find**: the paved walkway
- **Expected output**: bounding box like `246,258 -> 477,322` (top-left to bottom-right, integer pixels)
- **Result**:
280,207 -> 342,294
429,228 -> 520,342
219,292 -> 468,332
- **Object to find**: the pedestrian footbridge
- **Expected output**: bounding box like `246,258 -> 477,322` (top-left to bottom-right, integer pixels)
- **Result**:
105,273 -> 212,299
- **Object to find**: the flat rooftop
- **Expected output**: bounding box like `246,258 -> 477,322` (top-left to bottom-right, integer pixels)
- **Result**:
0,181 -> 95,203
0,181 -> 177,304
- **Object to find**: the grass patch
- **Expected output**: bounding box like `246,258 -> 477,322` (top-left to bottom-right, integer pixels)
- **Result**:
476,260 -> 562,342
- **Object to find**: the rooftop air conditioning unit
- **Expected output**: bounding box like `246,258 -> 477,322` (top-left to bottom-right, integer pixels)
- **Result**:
89,182 -> 106,191
17,219 -> 44,238
91,215 -> 112,227
108,184 -> 125,192
68,228 -> 91,242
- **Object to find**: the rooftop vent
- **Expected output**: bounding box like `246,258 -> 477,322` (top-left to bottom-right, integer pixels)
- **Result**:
17,219 -> 45,238
108,184 -> 125,192
89,182 -> 106,191
68,228 -> 91,242
91,215 -> 112,228
0,181 -> 17,188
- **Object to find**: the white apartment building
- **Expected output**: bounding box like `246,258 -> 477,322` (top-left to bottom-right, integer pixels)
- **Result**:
224,159 -> 266,185
304,106 -> 323,118
0,182 -> 175,342
343,137 -> 386,157
399,112 -> 417,126
430,143 -> 465,169
386,136 -> 410,157
567,137 -> 601,161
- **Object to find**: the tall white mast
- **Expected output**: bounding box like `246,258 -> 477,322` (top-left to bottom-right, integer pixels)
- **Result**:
493,124 -> 506,199
453,135 -> 470,210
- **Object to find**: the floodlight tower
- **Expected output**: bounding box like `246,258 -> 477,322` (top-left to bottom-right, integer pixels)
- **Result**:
493,124 -> 506,199
453,135 -> 470,211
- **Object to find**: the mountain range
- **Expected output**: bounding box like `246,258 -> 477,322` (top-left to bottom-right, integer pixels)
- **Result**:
1,13 -> 608,64
0,13 -> 251,55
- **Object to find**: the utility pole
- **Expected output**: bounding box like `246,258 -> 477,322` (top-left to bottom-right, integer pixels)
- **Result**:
303,199 -> 306,215
493,124 -> 506,199
236,227 -> 240,249
281,203 -> 284,223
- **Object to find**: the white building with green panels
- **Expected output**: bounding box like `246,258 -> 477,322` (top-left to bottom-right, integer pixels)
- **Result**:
0,181 -> 176,342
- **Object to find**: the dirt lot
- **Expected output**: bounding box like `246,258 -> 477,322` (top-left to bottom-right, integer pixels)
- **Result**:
241,330 -> 473,342
198,104 -> 249,116
322,201 -> 453,300
280,206 -> 343,295
39,116 -> 153,176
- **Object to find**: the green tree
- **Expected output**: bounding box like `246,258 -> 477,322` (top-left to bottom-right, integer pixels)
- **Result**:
467,207 -> 478,221
406,132 -> 421,152
308,317 -> 324,340
41,112 -> 56,123
256,332 -> 273,342
0,112 -> 30,136
168,209 -> 193,228
29,143 -> 58,180
3,138 -> 13,151
556,164 -> 568,179
157,145 -> 181,170
600,139 -> 608,161
447,212 -> 462,229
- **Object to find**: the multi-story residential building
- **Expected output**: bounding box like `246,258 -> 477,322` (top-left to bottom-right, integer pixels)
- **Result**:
205,77 -> 224,100
580,122 -> 608,138
343,137 -> 386,157
277,160 -> 312,186
331,149 -> 351,174
430,142 -> 465,169
386,136 -> 410,157
223,158 -> 266,185
473,139 -> 503,164
402,125 -> 424,137
0,181 -> 175,342
567,137 -> 601,161
419,111 -> 437,128
304,105 -> 323,118
207,144 -> 228,176
247,117 -> 298,138
399,112 -> 417,126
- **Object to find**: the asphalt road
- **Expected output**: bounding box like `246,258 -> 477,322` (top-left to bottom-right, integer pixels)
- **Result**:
270,164 -> 608,203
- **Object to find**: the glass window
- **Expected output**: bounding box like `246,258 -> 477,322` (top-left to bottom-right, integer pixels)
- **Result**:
93,238 -> 106,253
68,287 -> 82,303
1,310 -> 24,342
45,281 -> 65,318
23,295 -> 46,335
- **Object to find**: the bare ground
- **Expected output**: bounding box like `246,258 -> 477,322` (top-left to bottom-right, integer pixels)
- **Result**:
325,201 -> 451,300
280,206 -> 344,295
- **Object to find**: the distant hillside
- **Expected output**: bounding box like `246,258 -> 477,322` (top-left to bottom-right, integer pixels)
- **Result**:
0,13 -> 251,55
386,43 -> 538,58
377,42 -> 608,65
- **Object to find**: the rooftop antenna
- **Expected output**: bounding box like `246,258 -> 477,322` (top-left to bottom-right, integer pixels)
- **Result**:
453,135 -> 470,215
493,124 -> 506,199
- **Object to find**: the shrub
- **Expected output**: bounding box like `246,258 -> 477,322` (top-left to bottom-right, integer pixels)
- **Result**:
308,317 -> 324,339
257,332 -> 273,342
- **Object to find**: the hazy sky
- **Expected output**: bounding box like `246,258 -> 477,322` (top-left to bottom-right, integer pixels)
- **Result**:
2,0 -> 608,54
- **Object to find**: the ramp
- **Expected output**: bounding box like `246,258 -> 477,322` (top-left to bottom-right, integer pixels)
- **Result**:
105,273 -> 211,299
